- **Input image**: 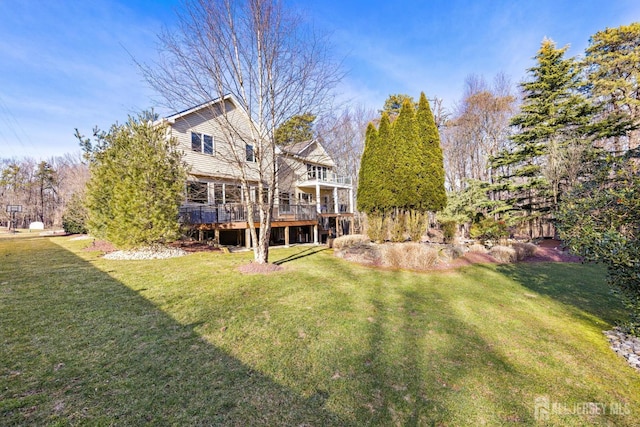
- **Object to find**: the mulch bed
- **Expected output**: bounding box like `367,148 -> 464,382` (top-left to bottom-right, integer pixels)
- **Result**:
167,241 -> 222,253
438,239 -> 581,270
81,240 -> 117,253
522,239 -> 582,263
237,262 -> 284,274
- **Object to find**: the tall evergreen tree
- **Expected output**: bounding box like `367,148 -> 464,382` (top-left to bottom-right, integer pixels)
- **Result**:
357,123 -> 378,214
80,113 -> 188,248
391,99 -> 419,209
416,92 -> 446,211
492,39 -> 593,227
380,94 -> 416,117
274,113 -> 316,146
585,22 -> 640,152
375,113 -> 396,212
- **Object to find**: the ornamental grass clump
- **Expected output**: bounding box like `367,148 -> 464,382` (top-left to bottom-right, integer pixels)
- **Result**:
488,245 -> 517,263
332,234 -> 371,250
512,242 -> 537,261
468,244 -> 488,254
379,243 -> 439,270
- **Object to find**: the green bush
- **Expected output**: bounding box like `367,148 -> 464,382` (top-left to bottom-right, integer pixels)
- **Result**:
440,220 -> 457,243
62,192 -> 88,234
470,218 -> 509,243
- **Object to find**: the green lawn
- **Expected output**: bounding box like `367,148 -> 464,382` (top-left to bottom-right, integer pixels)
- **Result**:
1,236 -> 639,426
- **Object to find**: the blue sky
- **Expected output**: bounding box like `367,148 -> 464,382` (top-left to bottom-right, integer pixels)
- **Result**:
1,0 -> 638,159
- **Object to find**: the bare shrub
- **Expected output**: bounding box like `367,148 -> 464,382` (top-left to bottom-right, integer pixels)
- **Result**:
468,244 -> 488,254
407,211 -> 428,242
488,245 -> 517,263
387,215 -> 405,242
365,214 -> 386,243
333,234 -> 370,250
511,242 -> 537,261
379,243 -> 439,270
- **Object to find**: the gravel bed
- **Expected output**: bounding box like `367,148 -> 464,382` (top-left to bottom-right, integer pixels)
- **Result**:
604,328 -> 640,372
103,246 -> 187,260
69,235 -> 92,241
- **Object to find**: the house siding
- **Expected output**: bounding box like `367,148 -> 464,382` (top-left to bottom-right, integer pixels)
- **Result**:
169,100 -> 261,182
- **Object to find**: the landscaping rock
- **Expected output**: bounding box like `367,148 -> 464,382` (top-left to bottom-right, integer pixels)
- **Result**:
103,247 -> 187,260
604,328 -> 640,373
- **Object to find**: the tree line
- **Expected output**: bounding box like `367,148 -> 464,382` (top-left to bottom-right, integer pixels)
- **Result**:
0,154 -> 88,230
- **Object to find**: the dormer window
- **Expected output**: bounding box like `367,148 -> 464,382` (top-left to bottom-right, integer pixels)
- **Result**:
191,132 -> 214,155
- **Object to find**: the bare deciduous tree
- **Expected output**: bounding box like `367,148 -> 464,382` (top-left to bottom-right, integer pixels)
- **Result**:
141,0 -> 342,263
315,104 -> 375,233
0,154 -> 88,229
441,73 -> 517,191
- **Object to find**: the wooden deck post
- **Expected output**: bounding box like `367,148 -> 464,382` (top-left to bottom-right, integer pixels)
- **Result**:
284,226 -> 290,247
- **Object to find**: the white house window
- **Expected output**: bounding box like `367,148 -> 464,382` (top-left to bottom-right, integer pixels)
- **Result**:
191,132 -> 214,155
279,192 -> 291,213
225,184 -> 242,203
186,181 -> 208,204
213,183 -> 224,204
246,144 -> 255,162
299,192 -> 313,203
251,186 -> 269,203
306,164 -> 327,181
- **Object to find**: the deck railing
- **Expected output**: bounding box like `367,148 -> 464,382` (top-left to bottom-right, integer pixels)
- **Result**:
179,203 -> 319,225
300,172 -> 352,185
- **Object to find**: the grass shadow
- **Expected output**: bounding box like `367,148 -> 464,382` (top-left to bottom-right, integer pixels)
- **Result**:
356,279 -> 535,425
493,262 -> 626,325
0,237 -> 348,425
273,246 -> 328,265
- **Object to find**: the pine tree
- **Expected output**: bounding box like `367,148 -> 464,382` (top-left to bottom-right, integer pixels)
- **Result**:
82,113 -> 188,248
492,39 -> 593,227
585,23 -> 640,152
274,113 -> 316,146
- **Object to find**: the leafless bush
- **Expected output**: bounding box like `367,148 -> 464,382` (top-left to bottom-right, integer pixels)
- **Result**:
387,214 -> 405,242
365,214 -> 386,243
379,243 -> 439,270
488,245 -> 517,263
332,234 -> 370,250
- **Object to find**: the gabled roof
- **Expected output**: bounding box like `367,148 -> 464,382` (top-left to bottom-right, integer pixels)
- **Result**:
163,94 -> 239,124
280,139 -> 336,168
279,140 -> 316,157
